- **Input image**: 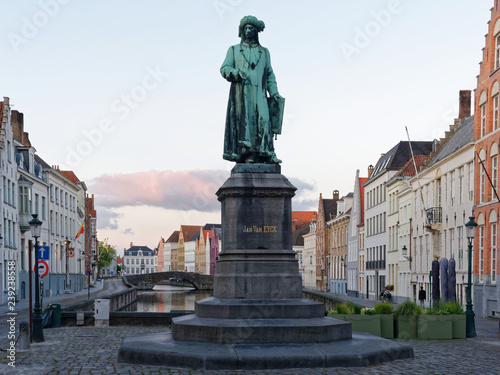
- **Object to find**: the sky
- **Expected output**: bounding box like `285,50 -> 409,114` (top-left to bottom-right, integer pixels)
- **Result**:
0,0 -> 493,255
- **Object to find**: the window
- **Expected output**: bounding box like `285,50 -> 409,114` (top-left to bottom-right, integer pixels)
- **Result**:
481,104 -> 487,137
126,259 -> 129,265
449,228 -> 455,259
468,162 -> 474,201
34,193 -> 39,215
55,187 -> 59,204
494,95 -> 499,131
458,227 -> 464,270
480,159 -> 486,204
492,155 -> 498,198
50,210 -> 53,234
50,184 -> 54,201
479,226 -> 484,282
459,167 -> 464,204
492,223 -> 497,283
42,197 -> 46,220
450,171 -> 456,207
496,33 -> 500,68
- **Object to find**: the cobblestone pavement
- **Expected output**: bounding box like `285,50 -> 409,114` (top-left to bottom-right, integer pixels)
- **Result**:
0,317 -> 497,375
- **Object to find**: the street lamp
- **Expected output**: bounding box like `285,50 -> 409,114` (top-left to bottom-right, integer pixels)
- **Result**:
64,239 -> 71,293
29,214 -> 44,342
465,216 -> 478,338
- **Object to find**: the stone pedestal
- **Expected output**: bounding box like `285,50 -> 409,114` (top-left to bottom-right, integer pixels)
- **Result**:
118,165 -> 413,370
170,165 -> 350,345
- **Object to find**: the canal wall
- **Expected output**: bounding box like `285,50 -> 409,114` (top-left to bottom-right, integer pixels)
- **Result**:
62,279 -> 137,313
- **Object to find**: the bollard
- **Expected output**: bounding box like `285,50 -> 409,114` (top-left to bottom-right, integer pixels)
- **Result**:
17,321 -> 30,350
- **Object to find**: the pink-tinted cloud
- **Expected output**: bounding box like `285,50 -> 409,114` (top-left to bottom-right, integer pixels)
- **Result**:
89,169 -> 229,212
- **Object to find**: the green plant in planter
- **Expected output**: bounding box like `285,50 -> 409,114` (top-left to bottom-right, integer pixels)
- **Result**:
361,307 -> 376,315
425,300 -> 450,315
444,301 -> 465,314
373,301 -> 394,314
394,300 -> 421,317
333,302 -> 361,314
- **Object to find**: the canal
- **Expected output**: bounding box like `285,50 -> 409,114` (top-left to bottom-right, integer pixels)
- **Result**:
130,285 -> 213,312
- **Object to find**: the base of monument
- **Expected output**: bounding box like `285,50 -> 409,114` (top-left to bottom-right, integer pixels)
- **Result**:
117,331 -> 414,370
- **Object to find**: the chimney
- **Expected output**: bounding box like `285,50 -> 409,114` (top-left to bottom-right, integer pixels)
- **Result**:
368,165 -> 374,178
130,242 -> 133,248
333,190 -> 339,200
458,90 -> 471,119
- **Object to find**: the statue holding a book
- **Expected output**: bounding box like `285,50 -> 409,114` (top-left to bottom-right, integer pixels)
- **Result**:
221,15 -> 285,164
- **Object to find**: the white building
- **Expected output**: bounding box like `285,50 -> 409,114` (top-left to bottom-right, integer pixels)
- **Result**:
363,141 -> 433,299
303,221 -> 316,289
123,245 -> 157,274
0,98 -> 20,303
410,114 -> 475,306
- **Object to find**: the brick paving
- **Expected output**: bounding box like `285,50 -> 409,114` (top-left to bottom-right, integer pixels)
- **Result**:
0,282 -> 498,374
0,317 -> 497,375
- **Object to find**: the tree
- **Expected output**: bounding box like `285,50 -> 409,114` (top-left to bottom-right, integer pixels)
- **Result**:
97,241 -> 117,272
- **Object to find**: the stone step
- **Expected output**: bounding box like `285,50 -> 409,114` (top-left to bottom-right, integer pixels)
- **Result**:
195,297 -> 325,319
171,315 -> 351,344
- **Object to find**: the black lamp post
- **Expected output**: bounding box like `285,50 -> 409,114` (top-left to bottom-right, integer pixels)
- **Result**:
29,214 -> 44,342
465,216 -> 477,338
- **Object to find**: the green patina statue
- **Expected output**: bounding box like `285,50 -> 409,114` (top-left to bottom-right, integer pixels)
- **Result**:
221,15 -> 285,164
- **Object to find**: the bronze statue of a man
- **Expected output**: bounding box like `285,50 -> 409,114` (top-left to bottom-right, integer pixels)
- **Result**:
221,15 -> 284,164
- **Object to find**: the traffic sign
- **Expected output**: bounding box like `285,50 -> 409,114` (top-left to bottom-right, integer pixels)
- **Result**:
38,246 -> 50,260
86,264 -> 92,276
68,248 -> 75,258
34,260 -> 49,278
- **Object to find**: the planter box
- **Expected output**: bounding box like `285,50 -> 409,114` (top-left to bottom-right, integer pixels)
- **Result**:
379,314 -> 394,339
346,314 -> 382,336
328,314 -> 392,338
450,314 -> 466,339
395,315 -> 418,339
417,315 -> 453,340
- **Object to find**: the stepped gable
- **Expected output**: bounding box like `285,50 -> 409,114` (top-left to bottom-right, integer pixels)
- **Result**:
424,115 -> 475,169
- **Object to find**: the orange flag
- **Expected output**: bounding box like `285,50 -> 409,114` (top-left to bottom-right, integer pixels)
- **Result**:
75,222 -> 85,239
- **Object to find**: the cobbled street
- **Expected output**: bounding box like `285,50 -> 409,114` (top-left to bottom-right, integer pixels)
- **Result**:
0,317 -> 497,375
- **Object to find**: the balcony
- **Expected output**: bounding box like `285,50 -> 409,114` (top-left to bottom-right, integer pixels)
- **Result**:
425,207 -> 442,231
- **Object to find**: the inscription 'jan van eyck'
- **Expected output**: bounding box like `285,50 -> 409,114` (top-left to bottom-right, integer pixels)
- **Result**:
243,225 -> 278,233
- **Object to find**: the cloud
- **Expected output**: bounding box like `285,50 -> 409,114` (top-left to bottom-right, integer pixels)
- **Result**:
122,228 -> 134,235
89,169 -> 318,213
289,177 -> 317,211
97,207 -> 122,230
89,169 -> 229,212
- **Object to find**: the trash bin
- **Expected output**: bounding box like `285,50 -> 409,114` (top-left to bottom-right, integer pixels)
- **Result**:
49,304 -> 62,327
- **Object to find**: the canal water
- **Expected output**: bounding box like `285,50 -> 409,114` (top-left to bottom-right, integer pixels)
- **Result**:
129,285 -> 213,312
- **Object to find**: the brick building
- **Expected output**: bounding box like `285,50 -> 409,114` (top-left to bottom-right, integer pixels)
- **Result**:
316,191 -> 338,291
473,1 -> 500,318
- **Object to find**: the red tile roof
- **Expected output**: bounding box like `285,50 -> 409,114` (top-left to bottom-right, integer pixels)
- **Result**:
395,155 -> 430,177
292,211 -> 317,229
166,231 -> 180,243
60,170 -> 81,184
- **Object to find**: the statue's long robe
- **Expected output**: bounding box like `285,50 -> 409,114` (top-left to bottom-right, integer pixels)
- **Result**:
221,42 -> 279,162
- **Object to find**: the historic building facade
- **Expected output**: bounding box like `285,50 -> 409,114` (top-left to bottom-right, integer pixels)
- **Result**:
473,3 -> 500,317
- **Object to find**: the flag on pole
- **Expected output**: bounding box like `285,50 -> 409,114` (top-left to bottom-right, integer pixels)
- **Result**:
75,222 -> 85,239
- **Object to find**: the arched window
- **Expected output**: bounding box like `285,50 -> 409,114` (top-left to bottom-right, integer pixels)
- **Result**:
491,143 -> 498,199
489,210 -> 498,283
492,82 -> 499,131
479,91 -> 487,137
477,213 -> 485,282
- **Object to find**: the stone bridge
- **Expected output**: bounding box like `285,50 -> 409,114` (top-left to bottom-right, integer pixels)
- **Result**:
124,271 -> 214,290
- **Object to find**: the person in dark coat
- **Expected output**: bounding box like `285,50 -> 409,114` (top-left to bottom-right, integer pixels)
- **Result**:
418,286 -> 426,307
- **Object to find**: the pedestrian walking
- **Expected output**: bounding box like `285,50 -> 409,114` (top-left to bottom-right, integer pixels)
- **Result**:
419,286 -> 426,307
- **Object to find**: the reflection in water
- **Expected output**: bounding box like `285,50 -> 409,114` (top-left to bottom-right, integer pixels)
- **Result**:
129,285 -> 213,312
